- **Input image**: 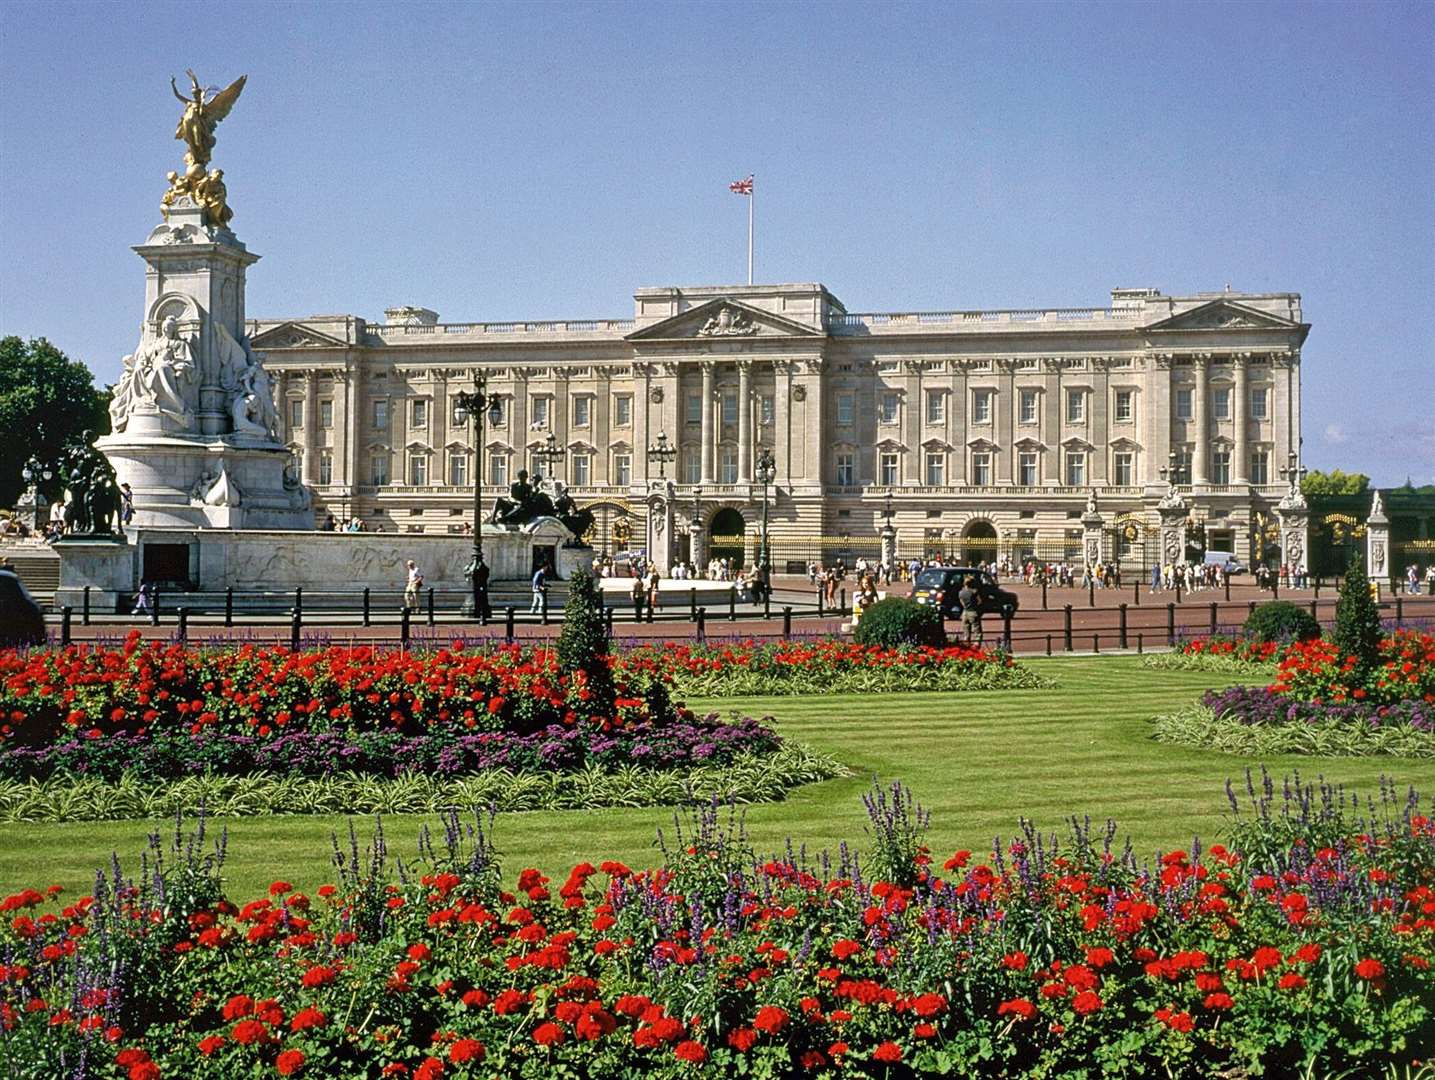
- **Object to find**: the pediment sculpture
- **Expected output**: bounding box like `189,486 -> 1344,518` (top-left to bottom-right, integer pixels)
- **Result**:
697,306 -> 757,337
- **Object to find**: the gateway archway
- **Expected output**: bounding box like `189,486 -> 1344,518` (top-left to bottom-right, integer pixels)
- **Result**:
709,507 -> 746,568
960,519 -> 999,565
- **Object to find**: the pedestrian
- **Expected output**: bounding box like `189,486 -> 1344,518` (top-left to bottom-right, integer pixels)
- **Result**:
119,482 -> 134,526
468,553 -> 491,621
529,562 -> 548,614
133,580 -> 155,617
958,575 -> 983,644
404,560 -> 423,610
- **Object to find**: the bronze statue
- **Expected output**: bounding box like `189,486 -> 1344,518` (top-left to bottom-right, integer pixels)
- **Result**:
59,432 -> 124,537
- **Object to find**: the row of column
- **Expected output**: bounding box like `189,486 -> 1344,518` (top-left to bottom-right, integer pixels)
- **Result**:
1188,355 -> 1251,486
696,360 -> 761,485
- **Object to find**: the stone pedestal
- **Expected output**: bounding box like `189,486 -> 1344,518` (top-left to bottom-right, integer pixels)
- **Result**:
645,479 -> 675,572
54,537 -> 136,613
1277,489 -> 1310,576
1082,504 -> 1105,567
689,520 -> 706,572
1366,490 -> 1390,583
1157,493 -> 1188,567
14,486 -> 47,534
880,522 -> 897,570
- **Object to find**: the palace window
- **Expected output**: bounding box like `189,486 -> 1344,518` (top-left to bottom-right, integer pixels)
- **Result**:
1066,389 -> 1085,424
759,395 -> 774,425
1175,388 -> 1193,421
447,453 -> 467,487
530,396 -> 550,428
1019,389 -> 1038,425
835,452 -> 855,486
1173,448 -> 1193,482
1250,449 -> 1269,485
685,392 -> 702,425
1018,451 -> 1039,487
410,400 -> 426,428
1064,451 -> 1086,487
613,453 -> 632,486
1213,449 -> 1231,484
1250,387 -> 1268,419
320,400 -> 333,428
1113,451 -> 1134,486
613,394 -> 632,427
573,395 -> 591,428
289,400 -> 303,429
370,452 -> 389,487
408,455 -> 428,486
572,453 -> 591,486
880,392 -> 899,425
1114,389 -> 1134,422
836,393 -> 855,426
1212,387 -> 1231,420
972,390 -> 993,424
718,446 -> 738,483
925,452 -> 945,486
926,390 -> 945,424
318,451 -> 333,486
372,399 -> 388,431
489,453 -> 508,487
879,452 -> 899,486
721,392 -> 738,426
971,451 -> 992,486
682,454 -> 700,485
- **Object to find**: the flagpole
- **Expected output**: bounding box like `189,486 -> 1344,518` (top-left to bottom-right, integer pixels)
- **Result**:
747,176 -> 754,286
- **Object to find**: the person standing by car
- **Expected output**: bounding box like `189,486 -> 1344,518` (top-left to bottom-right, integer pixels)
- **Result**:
958,576 -> 982,644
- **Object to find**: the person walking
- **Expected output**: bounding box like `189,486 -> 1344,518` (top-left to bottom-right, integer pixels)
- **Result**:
958,575 -> 983,644
403,560 -> 423,610
529,562 -> 548,615
468,553 -> 491,621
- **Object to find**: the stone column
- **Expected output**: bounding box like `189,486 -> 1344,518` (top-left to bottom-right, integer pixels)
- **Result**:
1366,490 -> 1391,584
737,360 -> 752,482
772,361 -> 792,485
1232,354 -> 1249,484
700,361 -> 715,484
804,358 -> 825,485
689,506 -> 706,571
880,519 -> 897,570
303,372 -> 318,483
1158,488 -> 1189,567
1191,354 -> 1209,485
646,478 -> 675,573
1277,492 -> 1310,577
344,366 -> 360,491
1082,495 -> 1105,568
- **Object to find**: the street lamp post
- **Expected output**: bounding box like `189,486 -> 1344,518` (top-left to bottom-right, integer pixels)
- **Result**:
533,432 -> 568,486
455,374 -> 503,619
754,447 -> 776,593
19,456 -> 55,535
646,430 -> 676,479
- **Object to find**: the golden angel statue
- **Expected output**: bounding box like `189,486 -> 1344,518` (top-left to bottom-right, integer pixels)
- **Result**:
171,69 -> 246,169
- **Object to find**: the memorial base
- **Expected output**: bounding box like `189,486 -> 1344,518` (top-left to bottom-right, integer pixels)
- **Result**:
53,536 -> 135,614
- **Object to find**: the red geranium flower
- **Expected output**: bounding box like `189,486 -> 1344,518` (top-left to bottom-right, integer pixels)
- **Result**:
674,1040 -> 707,1063
276,1048 -> 306,1076
872,1041 -> 903,1063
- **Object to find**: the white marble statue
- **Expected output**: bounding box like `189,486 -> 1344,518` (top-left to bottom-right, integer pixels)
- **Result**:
216,321 -> 279,439
109,316 -> 198,432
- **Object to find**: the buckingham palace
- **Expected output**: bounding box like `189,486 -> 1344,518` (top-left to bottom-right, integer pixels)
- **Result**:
248,281 -> 1308,571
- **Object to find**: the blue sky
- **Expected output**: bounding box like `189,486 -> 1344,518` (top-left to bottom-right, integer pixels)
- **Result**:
2,0 -> 1431,483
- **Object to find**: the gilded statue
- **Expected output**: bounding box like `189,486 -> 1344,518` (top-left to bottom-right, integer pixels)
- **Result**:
163,71 -> 245,228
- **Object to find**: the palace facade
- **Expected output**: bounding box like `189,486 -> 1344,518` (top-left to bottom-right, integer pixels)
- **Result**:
248,282 -> 1309,570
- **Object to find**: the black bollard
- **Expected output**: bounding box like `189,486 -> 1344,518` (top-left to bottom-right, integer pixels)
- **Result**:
690,587 -> 697,622
763,587 -> 771,620
541,591 -> 550,626
61,605 -> 73,646
782,605 -> 793,639
1045,634 -> 1052,656
82,586 -> 91,626
1088,578 -> 1095,608
1224,575 -> 1231,602
840,587 -> 847,614
399,606 -> 410,649
1134,578 -> 1141,607
1166,602 -> 1176,646
290,608 -> 302,651
295,586 -> 303,616
1002,607 -> 1013,651
427,586 -> 435,627
696,606 -> 707,643
1248,600 -> 1257,619
1309,599 -> 1318,623
505,606 -> 515,642
1093,633 -> 1099,654
817,586 -> 825,618
177,607 -> 188,644
1137,632 -> 1144,654
1118,603 -> 1128,650
151,586 -> 161,626
634,594 -> 643,623
225,586 -> 234,628
1041,578 -> 1048,611
605,606 -> 614,635
1063,604 -> 1073,652
1209,602 -> 1218,636
1272,577 -> 1279,601
1396,596 -> 1404,627
1175,581 -> 1183,605
362,586 -> 371,627
729,588 -> 736,622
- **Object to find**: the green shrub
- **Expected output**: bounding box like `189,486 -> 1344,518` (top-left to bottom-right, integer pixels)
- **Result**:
852,596 -> 946,648
1242,600 -> 1320,644
557,568 -> 615,717
1334,553 -> 1383,672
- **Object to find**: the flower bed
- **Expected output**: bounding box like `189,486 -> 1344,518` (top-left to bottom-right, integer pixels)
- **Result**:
1272,630 -> 1435,706
7,777 -> 1435,1078
1142,636 -> 1281,675
618,639 -> 1050,697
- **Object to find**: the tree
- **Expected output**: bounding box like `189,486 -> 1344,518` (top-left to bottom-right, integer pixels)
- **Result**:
0,337 -> 110,507
1333,553 -> 1383,673
1301,469 -> 1370,496
556,569 -> 615,719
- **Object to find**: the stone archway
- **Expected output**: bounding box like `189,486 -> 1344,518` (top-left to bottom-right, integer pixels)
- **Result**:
961,519 -> 999,565
581,500 -> 631,554
709,506 -> 746,568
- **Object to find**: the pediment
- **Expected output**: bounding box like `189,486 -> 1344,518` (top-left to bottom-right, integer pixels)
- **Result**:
404,440 -> 431,452
567,439 -> 597,453
250,321 -> 350,349
608,439 -> 633,452
443,439 -> 470,451
626,297 -> 824,341
484,439 -> 512,452
920,437 -> 954,451
966,437 -> 999,451
1144,300 -> 1296,333
1108,436 -> 1141,451
1013,436 -> 1047,451
874,437 -> 906,451
1060,436 -> 1093,450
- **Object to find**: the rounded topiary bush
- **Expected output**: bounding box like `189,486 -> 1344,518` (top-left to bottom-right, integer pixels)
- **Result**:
1242,600 -> 1321,644
853,597 -> 946,648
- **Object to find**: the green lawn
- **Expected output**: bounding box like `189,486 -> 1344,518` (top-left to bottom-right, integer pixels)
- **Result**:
4,655 -> 1434,902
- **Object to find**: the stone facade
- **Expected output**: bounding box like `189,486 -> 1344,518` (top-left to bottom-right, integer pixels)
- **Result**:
250,283 -> 1309,569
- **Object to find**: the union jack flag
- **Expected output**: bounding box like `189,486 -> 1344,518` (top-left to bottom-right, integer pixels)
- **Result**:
729,175 -> 753,196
